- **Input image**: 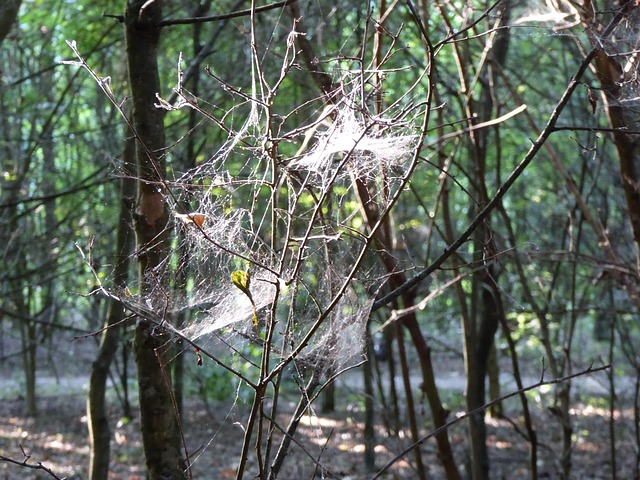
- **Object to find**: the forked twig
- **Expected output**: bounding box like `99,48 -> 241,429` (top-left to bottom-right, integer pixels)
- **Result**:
0,451 -> 65,480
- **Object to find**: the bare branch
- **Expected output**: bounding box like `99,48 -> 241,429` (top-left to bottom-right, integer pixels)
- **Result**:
372,48 -> 595,311
158,0 -> 297,27
0,451 -> 65,480
371,364 -> 611,480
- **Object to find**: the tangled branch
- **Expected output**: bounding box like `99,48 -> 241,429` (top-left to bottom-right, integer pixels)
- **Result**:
371,363 -> 611,479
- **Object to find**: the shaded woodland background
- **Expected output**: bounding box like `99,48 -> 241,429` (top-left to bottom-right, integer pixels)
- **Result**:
2,1 -> 640,479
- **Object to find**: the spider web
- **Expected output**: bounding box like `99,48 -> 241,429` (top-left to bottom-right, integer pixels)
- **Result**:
105,15 -> 426,476
66,6 -> 426,475
144,63 -> 421,383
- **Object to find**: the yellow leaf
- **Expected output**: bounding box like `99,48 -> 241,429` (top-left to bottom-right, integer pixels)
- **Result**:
231,270 -> 251,296
231,270 -> 258,326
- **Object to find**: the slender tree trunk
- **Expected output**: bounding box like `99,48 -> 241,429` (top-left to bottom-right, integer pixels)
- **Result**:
385,331 -> 400,434
356,178 -> 460,480
454,4 -> 510,477
7,209 -> 36,418
363,330 -> 376,473
487,344 -> 502,417
125,0 -> 184,478
396,322 -> 428,480
87,134 -> 135,480
466,266 -> 500,480
20,315 -> 37,416
607,285 -> 618,480
16,57 -> 60,418
119,341 -> 133,419
321,367 -> 336,412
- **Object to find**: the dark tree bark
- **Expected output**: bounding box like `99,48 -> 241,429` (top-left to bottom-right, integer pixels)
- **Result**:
563,5 -> 640,316
362,330 -> 376,473
455,4 -> 511,478
0,0 -> 21,45
125,0 -> 184,478
355,178 -> 461,480
87,134 -> 135,480
585,5 -> 640,252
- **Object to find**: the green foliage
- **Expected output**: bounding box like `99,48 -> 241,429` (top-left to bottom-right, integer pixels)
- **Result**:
3,1 -> 640,477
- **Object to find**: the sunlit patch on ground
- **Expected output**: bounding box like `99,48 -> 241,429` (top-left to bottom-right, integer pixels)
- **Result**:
0,395 -> 637,479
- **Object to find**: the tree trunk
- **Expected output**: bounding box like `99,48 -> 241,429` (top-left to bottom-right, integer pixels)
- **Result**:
355,178 -> 461,480
487,343 -> 502,418
363,330 -> 376,473
466,267 -> 500,480
125,0 -> 184,478
396,321 -> 428,480
0,0 -> 21,45
20,314 -> 37,416
586,10 -> 640,252
87,134 -> 135,480
458,4 -> 511,477
321,368 -> 336,412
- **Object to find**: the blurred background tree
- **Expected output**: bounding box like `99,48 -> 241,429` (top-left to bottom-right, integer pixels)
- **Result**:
1,1 -> 639,479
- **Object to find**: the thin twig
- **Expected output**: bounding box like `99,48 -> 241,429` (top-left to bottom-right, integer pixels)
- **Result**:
0,453 -> 65,480
159,0 -> 297,27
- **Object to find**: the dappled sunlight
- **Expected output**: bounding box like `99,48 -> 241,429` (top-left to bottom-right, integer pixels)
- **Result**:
43,434 -> 88,455
569,404 -> 620,418
0,416 -> 30,441
299,412 -> 341,428
0,391 -> 637,479
0,397 -> 146,479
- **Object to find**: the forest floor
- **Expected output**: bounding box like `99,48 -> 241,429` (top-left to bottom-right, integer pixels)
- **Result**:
0,370 -> 637,480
